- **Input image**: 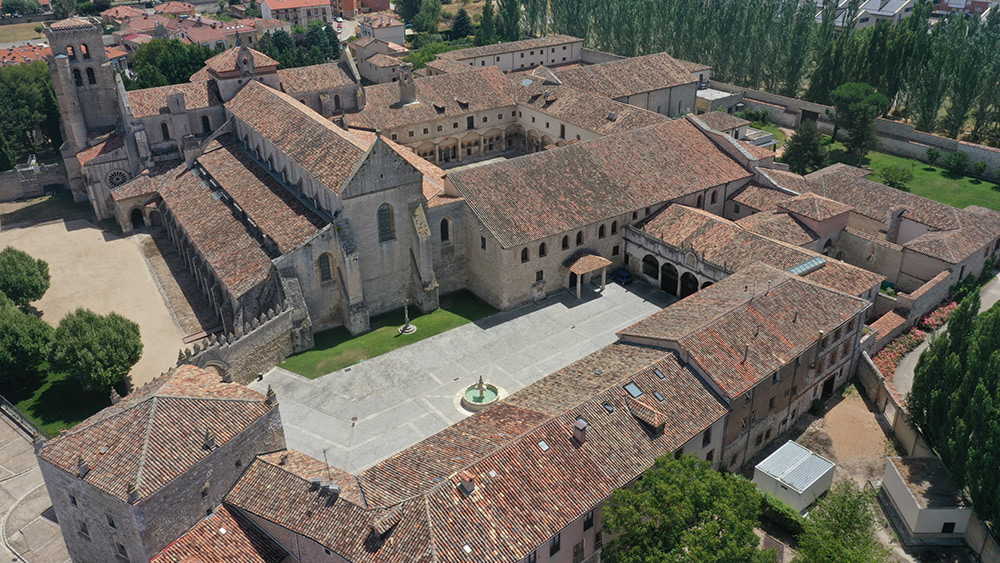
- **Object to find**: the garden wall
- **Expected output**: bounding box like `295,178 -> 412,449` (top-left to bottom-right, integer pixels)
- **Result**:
897,270 -> 952,324
0,162 -> 65,203
709,81 -> 1000,180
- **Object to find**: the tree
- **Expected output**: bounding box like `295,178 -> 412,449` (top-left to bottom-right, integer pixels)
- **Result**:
602,455 -> 777,563
794,481 -> 890,563
397,0 -> 421,21
943,151 -> 970,175
52,0 -> 76,18
498,0 -> 519,41
782,118 -> 826,174
451,8 -> 473,39
0,295 -> 52,394
0,247 -> 50,308
973,161 -> 987,177
0,61 -> 63,155
879,165 -> 913,190
33,25 -> 44,37
128,39 -> 214,88
413,0 -> 442,33
830,82 -> 888,162
245,0 -> 261,17
50,309 -> 142,392
0,129 -> 15,172
0,0 -> 42,14
475,0 -> 497,46
926,147 -> 941,164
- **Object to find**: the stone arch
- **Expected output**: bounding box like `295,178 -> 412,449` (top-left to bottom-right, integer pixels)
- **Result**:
661,263 -> 678,296
440,217 -> 451,243
66,45 -> 76,60
611,220 -> 618,234
201,115 -> 211,134
80,43 -> 91,60
701,280 -> 713,289
130,208 -> 145,229
599,224 -> 606,238
696,194 -> 704,208
161,122 -> 171,140
72,68 -> 83,87
377,203 -> 395,242
86,67 -> 96,85
203,361 -> 230,380
710,190 -> 718,205
318,252 -> 333,281
684,252 -> 697,269
680,272 -> 699,298
642,254 -> 659,279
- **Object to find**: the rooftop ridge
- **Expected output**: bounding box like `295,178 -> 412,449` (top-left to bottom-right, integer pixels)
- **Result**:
132,396 -> 160,497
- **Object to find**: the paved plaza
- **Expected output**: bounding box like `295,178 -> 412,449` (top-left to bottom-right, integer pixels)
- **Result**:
251,282 -> 674,473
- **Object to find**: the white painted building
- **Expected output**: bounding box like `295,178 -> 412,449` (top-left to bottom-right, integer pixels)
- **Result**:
753,441 -> 836,513
882,457 -> 972,537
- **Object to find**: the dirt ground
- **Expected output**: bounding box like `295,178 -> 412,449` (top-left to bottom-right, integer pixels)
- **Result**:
0,219 -> 186,387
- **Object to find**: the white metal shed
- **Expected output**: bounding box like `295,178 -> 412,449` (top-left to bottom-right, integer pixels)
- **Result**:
753,441 -> 836,513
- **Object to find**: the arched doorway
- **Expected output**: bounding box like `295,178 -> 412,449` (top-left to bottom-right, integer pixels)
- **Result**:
661,263 -> 679,296
680,272 -> 699,298
568,271 -> 578,290
642,255 -> 659,279
701,280 -> 713,289
130,208 -> 145,229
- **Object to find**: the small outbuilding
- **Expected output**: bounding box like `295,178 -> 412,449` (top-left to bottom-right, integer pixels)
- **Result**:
882,457 -> 971,538
753,441 -> 836,513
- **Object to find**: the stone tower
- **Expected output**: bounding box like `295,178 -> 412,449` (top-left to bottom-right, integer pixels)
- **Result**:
45,18 -> 119,141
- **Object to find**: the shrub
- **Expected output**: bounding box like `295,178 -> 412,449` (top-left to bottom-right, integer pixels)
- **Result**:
919,301 -> 958,331
736,109 -> 770,124
973,161 -> 987,177
872,327 -> 927,375
943,151 -> 970,174
0,246 -> 50,308
879,164 -> 913,190
926,147 -> 941,164
759,492 -> 806,537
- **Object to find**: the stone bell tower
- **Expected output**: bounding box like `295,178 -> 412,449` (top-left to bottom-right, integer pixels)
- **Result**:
45,18 -> 120,140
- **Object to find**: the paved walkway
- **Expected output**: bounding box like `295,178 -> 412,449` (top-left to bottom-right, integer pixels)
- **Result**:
250,282 -> 673,473
0,416 -> 68,563
892,272 -> 1000,397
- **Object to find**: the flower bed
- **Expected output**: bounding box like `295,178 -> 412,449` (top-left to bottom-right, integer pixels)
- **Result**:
872,328 -> 926,376
919,301 -> 957,331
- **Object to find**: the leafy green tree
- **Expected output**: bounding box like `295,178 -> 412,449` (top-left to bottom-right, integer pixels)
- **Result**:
973,161 -> 987,177
602,455 -> 776,563
0,295 -> 53,394
498,0 -> 519,41
475,0 -> 497,45
0,246 -> 50,308
943,151 -> 970,175
451,8 -> 473,39
0,129 -> 15,172
245,0 -> 261,17
879,164 -> 913,190
0,0 -> 43,14
794,481 -> 890,563
0,61 -> 63,155
830,82 -> 888,161
128,39 -> 214,88
398,0 -> 422,21
52,0 -> 77,18
782,119 -> 826,174
50,309 -> 143,392
926,147 -> 941,164
413,0 -> 442,33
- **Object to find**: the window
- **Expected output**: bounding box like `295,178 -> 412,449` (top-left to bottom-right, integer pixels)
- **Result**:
706,449 -> 714,462
768,397 -> 775,410
201,115 -> 211,134
453,122 -> 458,129
734,204 -> 741,213
765,428 -> 772,440
612,245 -> 620,256
772,373 -> 779,385
710,190 -> 717,204
576,231 -> 583,246
942,522 -> 956,534
72,68 -> 83,87
86,67 -> 96,85
584,510 -> 594,530
318,252 -> 333,281
632,211 -> 638,220
161,122 -> 171,140
702,429 -> 712,447
848,319 -> 855,332
440,218 -> 451,243
526,552 -> 537,563
624,382 -> 643,398
391,133 -> 397,140
377,203 -> 395,242
70,494 -> 78,507
79,520 -> 89,536
520,53 -> 525,58
482,116 -> 488,123
423,128 -> 428,134
106,514 -> 116,528
521,248 -> 529,263
755,434 -> 763,446
536,270 -> 544,282
437,125 -> 442,132
530,50 -> 535,55
80,43 -> 91,59
602,402 -> 614,414
498,114 -> 503,120
549,533 -> 561,556
599,224 -> 606,238
611,221 -> 618,234
481,236 -> 486,250
654,391 -> 665,401
408,130 -> 414,137
562,236 -> 569,250
539,242 -> 547,257
696,194 -> 704,208
66,45 -> 76,60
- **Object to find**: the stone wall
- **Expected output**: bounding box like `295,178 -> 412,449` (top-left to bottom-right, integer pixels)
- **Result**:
897,270 -> 951,323
0,162 -> 67,203
965,512 -> 1000,563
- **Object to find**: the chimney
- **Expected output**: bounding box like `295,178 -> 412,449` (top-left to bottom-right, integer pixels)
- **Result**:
266,385 -> 277,405
458,476 -> 476,497
279,453 -> 289,465
127,482 -> 140,504
110,388 -> 122,404
204,427 -> 216,450
572,418 -> 588,444
398,62 -> 416,105
77,454 -> 90,478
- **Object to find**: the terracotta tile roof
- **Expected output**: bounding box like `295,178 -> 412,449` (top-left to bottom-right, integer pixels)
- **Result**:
643,205 -> 880,296
278,62 -> 356,93
226,344 -> 726,563
566,252 -> 612,274
127,81 -> 222,119
778,192 -> 852,221
345,66 -> 517,131
619,263 -> 869,397
0,43 -> 50,67
110,163 -> 177,201
367,53 -> 402,68
154,163 -> 275,298
870,309 -> 906,339
151,505 -> 289,563
731,184 -> 793,211
696,111 -> 750,132
554,52 -> 697,100
736,211 -> 818,246
438,34 -> 581,61
515,82 -> 667,136
101,6 -> 145,19
359,11 -> 403,28
196,136 -> 326,253
203,46 -> 278,75
155,1 -> 194,13
37,365 -> 275,502
845,226 -> 903,251
76,134 -> 126,166
760,167 -> 817,194
105,46 -> 128,60
263,0 -> 330,9
678,58 -> 711,73
424,57 -> 476,75
49,17 -> 95,30
449,118 -> 752,248
227,80 -> 368,194
737,139 -> 776,160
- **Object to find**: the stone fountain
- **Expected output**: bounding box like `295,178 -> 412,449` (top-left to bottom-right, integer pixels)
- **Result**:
460,375 -> 500,412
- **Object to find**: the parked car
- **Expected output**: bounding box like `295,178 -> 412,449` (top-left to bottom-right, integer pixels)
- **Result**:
335,16 -> 343,22
611,269 -> 633,285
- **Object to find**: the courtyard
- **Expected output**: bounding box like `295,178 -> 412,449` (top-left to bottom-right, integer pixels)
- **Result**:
251,281 -> 673,473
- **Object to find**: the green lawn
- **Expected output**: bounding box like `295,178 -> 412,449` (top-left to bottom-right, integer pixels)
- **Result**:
11,367 -> 115,437
755,122 -> 787,149
0,192 -> 92,228
279,290 -> 497,378
828,142 -> 1000,211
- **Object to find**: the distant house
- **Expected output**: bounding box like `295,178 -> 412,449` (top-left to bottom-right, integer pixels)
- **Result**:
358,11 -> 404,46
332,0 -> 389,18
261,0 -> 332,26
154,1 -> 195,16
753,441 -> 836,513
824,0 -> 917,30
882,457 -> 972,540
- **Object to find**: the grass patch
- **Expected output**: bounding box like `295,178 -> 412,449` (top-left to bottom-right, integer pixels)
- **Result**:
0,191 -> 92,227
10,367 -> 114,437
755,122 -> 787,149
828,141 -> 1000,211
279,290 -> 497,378
0,21 -> 46,44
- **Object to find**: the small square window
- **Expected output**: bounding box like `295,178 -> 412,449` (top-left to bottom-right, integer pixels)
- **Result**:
495,56 -> 500,61
531,116 -> 536,123
536,270 -> 543,282
235,459 -> 242,468
423,128 -> 428,134
654,368 -> 665,379
545,122 -> 550,129
437,125 -> 443,132
520,53 -> 524,58
512,111 -> 516,117
942,522 -> 956,534
453,122 -> 458,128
498,114 -> 503,120
408,131 -> 414,137
584,510 -> 594,530
765,428 -> 772,440
549,533 -> 560,555
530,50 -> 535,55
653,391 -> 665,402
612,245 -> 620,256
735,204 -> 741,213
325,548 -> 333,556
390,134 -> 397,141
482,116 -> 487,123
562,45 -> 567,50
526,551 -> 537,563
624,382 -> 643,398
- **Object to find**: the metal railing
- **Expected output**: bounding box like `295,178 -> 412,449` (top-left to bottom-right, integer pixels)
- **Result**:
0,393 -> 49,440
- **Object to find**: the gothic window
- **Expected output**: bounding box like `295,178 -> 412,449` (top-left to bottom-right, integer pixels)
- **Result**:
611,220 -> 618,234
599,224 -> 606,238
710,190 -> 717,204
318,253 -> 332,281
696,194 -> 704,208
575,231 -> 583,246
377,203 -> 395,242
561,236 -> 569,250
161,122 -> 171,140
440,218 -> 451,243
72,68 -> 83,87
539,242 -> 547,257
80,43 -> 91,60
202,116 -> 211,134
86,67 -> 96,85
105,169 -> 130,188
521,248 -> 529,263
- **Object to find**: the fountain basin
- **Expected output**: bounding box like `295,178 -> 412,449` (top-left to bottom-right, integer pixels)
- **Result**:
460,383 -> 500,412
